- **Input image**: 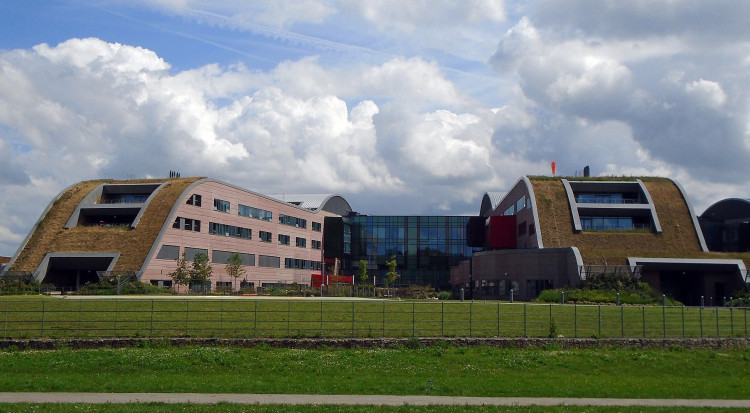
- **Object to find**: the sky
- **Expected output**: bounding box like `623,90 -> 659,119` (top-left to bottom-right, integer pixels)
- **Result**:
1,0 -> 749,257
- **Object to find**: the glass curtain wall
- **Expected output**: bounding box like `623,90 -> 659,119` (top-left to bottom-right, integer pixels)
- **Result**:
345,216 -> 474,288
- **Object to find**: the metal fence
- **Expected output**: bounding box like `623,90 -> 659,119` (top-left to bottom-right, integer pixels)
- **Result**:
1,299 -> 748,339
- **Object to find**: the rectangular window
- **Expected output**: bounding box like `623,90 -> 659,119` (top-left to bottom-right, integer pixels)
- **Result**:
312,221 -> 322,231
258,255 -> 280,268
516,196 -> 525,213
278,234 -> 290,245
279,214 -> 307,229
296,237 -> 306,248
259,230 -> 272,243
212,250 -> 255,266
311,240 -> 321,250
213,198 -> 230,213
172,217 -> 201,232
503,205 -> 515,216
209,222 -> 252,239
238,204 -> 272,221
186,194 -> 202,207
156,245 -> 179,260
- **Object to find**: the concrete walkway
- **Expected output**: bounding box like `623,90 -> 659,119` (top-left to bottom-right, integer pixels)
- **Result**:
0,393 -> 749,407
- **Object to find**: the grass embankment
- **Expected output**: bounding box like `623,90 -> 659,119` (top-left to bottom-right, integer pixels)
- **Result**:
1,344 -> 748,400
2,298 -> 748,339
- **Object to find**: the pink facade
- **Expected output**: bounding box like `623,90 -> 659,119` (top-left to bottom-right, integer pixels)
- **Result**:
140,180 -> 342,292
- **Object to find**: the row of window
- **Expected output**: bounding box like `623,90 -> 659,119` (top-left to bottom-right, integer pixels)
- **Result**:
209,222 -> 252,239
175,218 -> 320,248
156,245 -> 321,270
173,217 -> 201,232
238,204 -> 273,221
187,194 -> 320,230
580,216 -> 649,231
284,258 -> 322,270
279,214 -> 307,229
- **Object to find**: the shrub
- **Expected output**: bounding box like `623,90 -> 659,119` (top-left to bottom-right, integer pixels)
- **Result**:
437,291 -> 451,300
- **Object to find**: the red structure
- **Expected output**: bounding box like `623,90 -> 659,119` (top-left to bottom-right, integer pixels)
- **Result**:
310,273 -> 353,288
486,215 -> 516,249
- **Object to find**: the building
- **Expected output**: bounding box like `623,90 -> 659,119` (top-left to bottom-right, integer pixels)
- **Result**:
324,215 -> 475,289
4,177 -> 351,292
456,176 -> 749,304
699,198 -> 750,253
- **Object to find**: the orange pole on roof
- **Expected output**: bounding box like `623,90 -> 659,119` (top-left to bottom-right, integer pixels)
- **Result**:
551,161 -> 557,175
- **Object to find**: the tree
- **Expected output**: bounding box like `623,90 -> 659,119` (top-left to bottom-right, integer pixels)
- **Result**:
168,252 -> 190,293
384,255 -> 400,288
189,253 -> 213,294
225,253 -> 246,293
356,259 -> 368,283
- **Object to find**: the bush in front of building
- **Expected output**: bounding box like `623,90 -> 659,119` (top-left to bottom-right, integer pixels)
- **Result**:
536,271 -> 682,305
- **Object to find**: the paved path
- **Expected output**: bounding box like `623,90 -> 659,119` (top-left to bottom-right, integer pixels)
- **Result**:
1,393 -> 749,407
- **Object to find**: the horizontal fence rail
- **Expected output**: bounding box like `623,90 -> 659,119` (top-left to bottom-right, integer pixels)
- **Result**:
1,299 -> 748,340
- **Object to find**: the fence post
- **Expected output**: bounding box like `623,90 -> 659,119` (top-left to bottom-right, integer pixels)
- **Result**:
441,301 -> 445,336
78,299 -> 82,337
716,307 -> 720,338
150,299 -> 155,337
523,303 -> 527,337
3,300 -> 8,338
319,301 -> 323,336
185,300 -> 189,336
699,305 -> 703,338
41,300 -> 46,338
352,301 -> 356,337
287,301 -> 291,337
730,305 -> 734,337
469,301 -> 473,337
681,306 -> 685,338
114,299 -> 118,338
497,302 -> 500,337
382,301 -> 386,337
598,304 -> 601,338
642,305 -> 646,338
620,305 -> 624,338
574,303 -> 577,338
662,296 -> 666,339
254,301 -> 258,337
220,301 -> 224,334
412,302 -> 416,337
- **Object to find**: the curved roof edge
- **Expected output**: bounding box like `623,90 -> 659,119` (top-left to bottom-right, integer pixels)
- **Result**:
700,197 -> 750,219
670,178 -> 708,252
522,176 -> 544,249
268,194 -> 353,216
480,191 -> 506,217
3,182 -> 79,275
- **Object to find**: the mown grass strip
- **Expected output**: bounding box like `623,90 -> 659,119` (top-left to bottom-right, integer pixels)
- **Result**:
0,404 -> 745,412
0,345 -> 748,400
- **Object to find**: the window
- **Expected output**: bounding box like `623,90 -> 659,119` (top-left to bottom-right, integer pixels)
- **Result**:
278,234 -> 290,245
296,237 -> 306,248
156,245 -> 179,260
214,198 -> 230,212
580,216 -> 645,231
258,255 -> 280,268
238,204 -> 272,221
172,217 -> 200,232
209,222 -> 252,239
279,214 -> 307,228
503,205 -> 515,216
516,196 -> 525,213
285,258 -> 318,269
259,231 -> 272,243
311,240 -> 321,250
186,194 -> 202,207
312,221 -> 322,231
212,250 -> 255,266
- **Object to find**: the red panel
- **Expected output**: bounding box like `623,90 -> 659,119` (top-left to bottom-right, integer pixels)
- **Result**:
311,273 -> 353,288
486,215 -> 517,248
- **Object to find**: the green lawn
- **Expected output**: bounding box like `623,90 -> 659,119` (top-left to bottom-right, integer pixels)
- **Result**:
1,297 -> 748,339
0,344 -> 748,400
